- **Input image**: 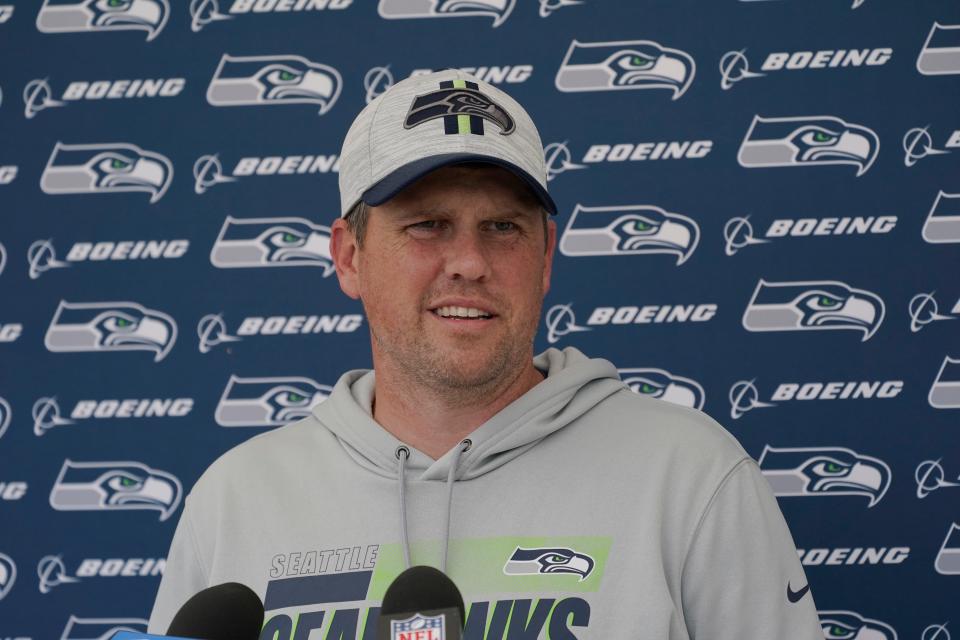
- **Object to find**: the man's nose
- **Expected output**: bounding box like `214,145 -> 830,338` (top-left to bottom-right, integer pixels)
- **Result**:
443,229 -> 492,281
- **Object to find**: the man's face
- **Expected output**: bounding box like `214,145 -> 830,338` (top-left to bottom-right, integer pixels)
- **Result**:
334,165 -> 556,393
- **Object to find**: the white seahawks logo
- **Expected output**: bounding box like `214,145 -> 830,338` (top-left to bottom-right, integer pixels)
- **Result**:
207,54 -> 342,115
917,22 -> 960,76
44,300 -> 177,362
210,216 -> 334,273
929,356 -> 960,409
556,39 -> 695,99
738,115 -> 879,176
922,191 -> 960,244
215,375 -> 331,427
40,142 -> 173,203
559,204 -> 699,265
378,0 -> 515,27
49,459 -> 183,521
36,0 -> 169,41
759,445 -> 891,508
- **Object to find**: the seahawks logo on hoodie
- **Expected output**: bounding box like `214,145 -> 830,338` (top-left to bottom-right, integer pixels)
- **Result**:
503,547 -> 595,581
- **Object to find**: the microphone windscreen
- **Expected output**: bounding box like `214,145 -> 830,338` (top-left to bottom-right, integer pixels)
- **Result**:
380,566 -> 465,624
166,582 -> 264,640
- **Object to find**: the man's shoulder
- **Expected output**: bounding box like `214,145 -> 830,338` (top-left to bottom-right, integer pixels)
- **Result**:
190,415 -> 325,496
577,386 -> 750,468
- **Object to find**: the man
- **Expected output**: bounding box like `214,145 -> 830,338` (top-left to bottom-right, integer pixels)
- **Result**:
150,70 -> 823,638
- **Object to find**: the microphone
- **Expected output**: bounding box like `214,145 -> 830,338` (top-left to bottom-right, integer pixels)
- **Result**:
377,566 -> 465,640
165,582 -> 264,640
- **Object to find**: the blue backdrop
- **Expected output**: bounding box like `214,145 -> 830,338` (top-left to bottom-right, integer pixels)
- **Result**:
0,0 -> 958,638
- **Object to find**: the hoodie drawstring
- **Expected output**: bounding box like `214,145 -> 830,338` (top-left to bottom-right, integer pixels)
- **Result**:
395,445 -> 411,569
395,439 -> 472,573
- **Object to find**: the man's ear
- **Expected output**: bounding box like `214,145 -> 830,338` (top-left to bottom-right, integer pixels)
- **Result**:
330,218 -> 361,300
542,218 -> 557,295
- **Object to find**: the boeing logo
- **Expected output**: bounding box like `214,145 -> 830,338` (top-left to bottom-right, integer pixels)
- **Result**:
197,313 -> 241,354
193,154 -> 236,194
724,215 -> 897,255
22,78 -> 65,119
729,379 -> 902,419
543,304 -> 590,345
37,555 -> 80,594
0,397 -> 11,440
719,50 -> 764,90
544,142 -> 586,182
364,66 -> 394,104
32,397 -> 74,436
903,126 -> 957,167
909,292 -> 959,332
915,459 -> 960,499
0,552 -> 15,601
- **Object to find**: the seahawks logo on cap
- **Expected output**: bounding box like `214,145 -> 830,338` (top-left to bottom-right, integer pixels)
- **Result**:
504,547 -> 595,581
759,445 -> 891,508
49,459 -> 183,521
36,0 -> 169,41
210,216 -> 334,274
619,368 -> 705,410
405,79 -> 514,136
818,611 -> 897,639
742,279 -> 885,342
738,115 -> 879,177
207,54 -> 342,115
559,204 -> 699,265
378,0 -> 515,27
44,300 -> 177,362
40,142 -> 173,204
215,375 -> 332,427
555,39 -> 696,100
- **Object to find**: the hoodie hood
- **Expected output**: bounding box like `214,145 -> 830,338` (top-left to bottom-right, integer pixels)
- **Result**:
310,346 -> 624,482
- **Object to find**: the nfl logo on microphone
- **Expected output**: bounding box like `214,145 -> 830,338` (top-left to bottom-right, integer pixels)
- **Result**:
391,613 -> 445,640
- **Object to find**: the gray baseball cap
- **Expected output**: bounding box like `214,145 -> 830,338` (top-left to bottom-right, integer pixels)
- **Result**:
338,69 -> 557,217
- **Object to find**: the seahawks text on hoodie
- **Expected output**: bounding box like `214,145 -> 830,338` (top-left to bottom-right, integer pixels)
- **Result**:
148,347 -> 822,639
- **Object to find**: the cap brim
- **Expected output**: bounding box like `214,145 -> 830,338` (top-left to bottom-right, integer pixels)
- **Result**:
360,153 -> 558,215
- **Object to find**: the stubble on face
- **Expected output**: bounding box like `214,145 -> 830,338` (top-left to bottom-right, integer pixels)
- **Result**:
357,167 -> 550,407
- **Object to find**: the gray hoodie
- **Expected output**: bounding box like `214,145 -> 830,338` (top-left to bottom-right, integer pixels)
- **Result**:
149,347 -> 822,639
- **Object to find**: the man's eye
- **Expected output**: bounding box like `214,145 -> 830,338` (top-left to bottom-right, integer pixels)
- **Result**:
491,221 -> 517,232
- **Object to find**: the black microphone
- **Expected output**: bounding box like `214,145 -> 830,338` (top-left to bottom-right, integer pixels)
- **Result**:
166,582 -> 264,640
377,566 -> 465,640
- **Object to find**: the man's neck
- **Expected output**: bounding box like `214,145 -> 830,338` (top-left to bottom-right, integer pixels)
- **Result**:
370,359 -> 545,460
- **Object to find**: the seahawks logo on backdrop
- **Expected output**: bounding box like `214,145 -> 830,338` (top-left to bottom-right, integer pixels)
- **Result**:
922,191 -> 960,244
928,356 -> 960,409
207,54 -> 342,115
818,610 -> 897,639
555,39 -> 696,100
36,0 -> 169,41
742,279 -> 885,342
559,204 -> 700,265
758,445 -> 892,508
377,0 -> 515,27
40,142 -> 173,203
737,115 -> 879,177
49,459 -> 183,521
44,300 -> 177,362
504,547 -> 595,581
210,216 -> 335,274
619,368 -> 705,410
917,22 -> 960,76
214,375 -> 332,427
405,80 -> 515,136
61,616 -> 149,640
0,552 -> 15,601
935,522 -> 960,575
